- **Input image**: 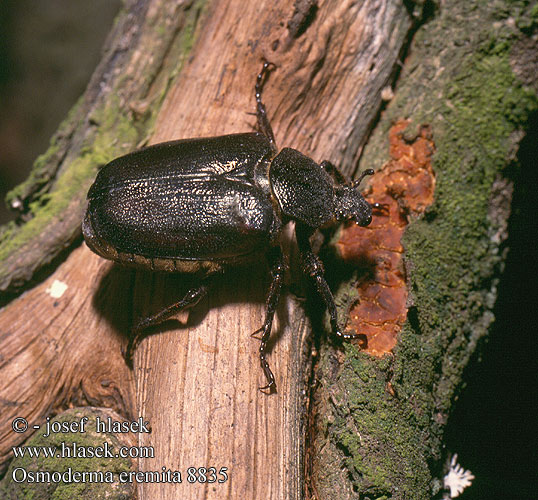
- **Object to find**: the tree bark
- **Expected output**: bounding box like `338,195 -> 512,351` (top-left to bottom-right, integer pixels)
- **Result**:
308,2 -> 538,498
0,0 -> 536,499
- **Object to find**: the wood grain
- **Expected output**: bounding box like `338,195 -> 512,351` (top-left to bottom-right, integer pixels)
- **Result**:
0,245 -> 135,468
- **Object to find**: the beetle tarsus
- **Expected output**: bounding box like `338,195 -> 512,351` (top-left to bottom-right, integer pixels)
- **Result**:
372,202 -> 390,216
255,61 -> 277,148
255,246 -> 285,392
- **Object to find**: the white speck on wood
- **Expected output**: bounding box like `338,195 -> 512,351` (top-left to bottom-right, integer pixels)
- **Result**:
45,280 -> 68,299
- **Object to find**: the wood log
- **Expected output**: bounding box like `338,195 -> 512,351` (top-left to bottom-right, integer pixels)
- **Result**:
1,0 -> 536,498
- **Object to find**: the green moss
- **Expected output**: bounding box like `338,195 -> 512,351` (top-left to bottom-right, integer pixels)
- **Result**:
400,37 -> 537,413
315,345 -> 434,496
5,98 -> 84,210
5,142 -> 62,209
316,0 -> 538,497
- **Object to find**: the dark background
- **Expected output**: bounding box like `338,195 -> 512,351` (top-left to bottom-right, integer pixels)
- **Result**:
0,0 -> 121,223
0,2 -> 536,498
443,111 -> 537,499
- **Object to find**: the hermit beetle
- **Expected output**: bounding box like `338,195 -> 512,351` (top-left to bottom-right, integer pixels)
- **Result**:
83,62 -> 374,392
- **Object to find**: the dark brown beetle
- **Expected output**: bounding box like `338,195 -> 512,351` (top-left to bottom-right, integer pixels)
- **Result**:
83,63 -> 373,392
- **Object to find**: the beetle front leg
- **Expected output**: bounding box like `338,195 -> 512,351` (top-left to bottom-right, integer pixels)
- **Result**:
253,245 -> 285,393
296,225 -> 360,341
125,275 -> 215,365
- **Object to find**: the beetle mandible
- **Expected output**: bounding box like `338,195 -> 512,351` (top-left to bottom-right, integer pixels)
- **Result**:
83,62 -> 374,392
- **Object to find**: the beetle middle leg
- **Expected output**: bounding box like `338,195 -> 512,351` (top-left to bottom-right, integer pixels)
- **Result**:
296,224 -> 361,341
125,273 -> 217,365
252,245 -> 285,392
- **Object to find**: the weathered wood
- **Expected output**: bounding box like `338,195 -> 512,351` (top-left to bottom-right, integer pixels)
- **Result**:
0,0 -> 414,497
0,0 -> 414,495
0,245 -> 136,467
0,0 -> 203,293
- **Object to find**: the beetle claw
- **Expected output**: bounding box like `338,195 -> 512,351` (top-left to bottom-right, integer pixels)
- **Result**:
251,327 -> 263,340
372,202 -> 390,216
258,382 -> 276,394
123,340 -> 135,367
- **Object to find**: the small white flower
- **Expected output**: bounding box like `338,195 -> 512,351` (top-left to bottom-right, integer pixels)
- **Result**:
444,454 -> 475,498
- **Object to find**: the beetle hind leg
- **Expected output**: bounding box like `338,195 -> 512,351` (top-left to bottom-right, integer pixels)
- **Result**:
255,246 -> 285,393
255,61 -> 277,148
125,277 -> 214,365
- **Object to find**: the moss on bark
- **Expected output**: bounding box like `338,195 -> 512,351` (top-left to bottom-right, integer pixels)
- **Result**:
312,1 -> 538,498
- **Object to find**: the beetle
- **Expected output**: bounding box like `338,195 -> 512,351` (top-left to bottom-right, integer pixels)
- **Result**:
83,62 -> 374,392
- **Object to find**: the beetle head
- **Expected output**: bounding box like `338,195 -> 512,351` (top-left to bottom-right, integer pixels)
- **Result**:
334,169 -> 374,226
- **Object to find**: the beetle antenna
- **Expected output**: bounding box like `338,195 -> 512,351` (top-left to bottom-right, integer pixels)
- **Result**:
352,169 -> 374,188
